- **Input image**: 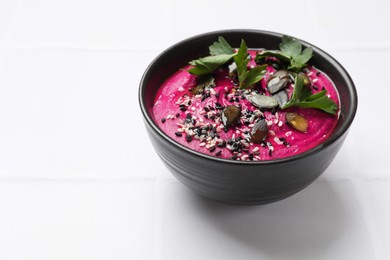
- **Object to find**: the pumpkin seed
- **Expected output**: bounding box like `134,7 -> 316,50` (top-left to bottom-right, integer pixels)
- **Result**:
298,72 -> 311,87
267,70 -> 291,94
249,94 -> 278,109
272,90 -> 289,108
222,105 -> 241,127
285,112 -> 308,132
251,118 -> 268,143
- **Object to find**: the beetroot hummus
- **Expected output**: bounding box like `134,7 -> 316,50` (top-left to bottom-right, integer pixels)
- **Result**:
152,38 -> 339,161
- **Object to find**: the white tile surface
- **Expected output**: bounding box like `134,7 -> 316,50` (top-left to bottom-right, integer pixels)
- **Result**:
159,180 -> 375,260
0,49 -> 165,179
0,179 -> 155,260
11,0 -> 166,49
0,0 -> 389,259
364,180 -> 390,259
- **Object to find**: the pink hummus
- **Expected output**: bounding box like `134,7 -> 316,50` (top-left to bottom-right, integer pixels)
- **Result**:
153,51 -> 339,161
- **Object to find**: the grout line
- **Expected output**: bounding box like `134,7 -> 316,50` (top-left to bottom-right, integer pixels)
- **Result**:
351,179 -> 386,260
0,174 -> 389,182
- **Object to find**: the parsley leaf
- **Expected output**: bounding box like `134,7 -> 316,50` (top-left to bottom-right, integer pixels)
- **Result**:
234,40 -> 266,89
255,35 -> 313,72
188,54 -> 236,75
282,75 -> 339,115
188,37 -> 235,76
209,36 -> 234,55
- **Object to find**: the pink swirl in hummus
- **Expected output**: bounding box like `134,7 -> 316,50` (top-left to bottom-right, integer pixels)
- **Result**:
153,51 -> 339,161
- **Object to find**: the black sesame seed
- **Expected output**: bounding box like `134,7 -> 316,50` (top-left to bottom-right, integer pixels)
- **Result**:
180,107 -> 187,112
186,136 -> 193,142
279,137 -> 286,141
235,97 -> 239,102
175,113 -> 180,118
209,146 -> 216,153
322,86 -> 325,91
204,106 -> 210,112
217,141 -> 226,148
244,121 -> 250,126
269,149 -> 273,156
316,71 -> 321,76
229,98 -> 234,102
231,155 -> 237,160
223,126 -> 228,133
271,108 -> 276,115
283,141 -> 290,146
313,85 -> 318,90
215,150 -> 222,156
161,118 -> 166,123
175,132 -> 182,137
210,115 -> 215,120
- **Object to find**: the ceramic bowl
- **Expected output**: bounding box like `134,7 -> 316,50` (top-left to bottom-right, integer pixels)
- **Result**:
139,29 -> 357,204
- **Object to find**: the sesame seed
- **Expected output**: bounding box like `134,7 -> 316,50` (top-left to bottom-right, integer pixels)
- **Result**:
175,132 -> 183,137
215,151 -> 222,156
161,118 -> 166,123
313,78 -> 319,83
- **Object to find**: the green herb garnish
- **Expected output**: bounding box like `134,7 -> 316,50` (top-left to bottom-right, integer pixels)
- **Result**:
255,36 -> 313,72
209,36 -> 235,55
282,75 -> 338,115
189,37 -> 266,89
188,37 -> 235,76
234,40 -> 266,89
188,54 -> 235,75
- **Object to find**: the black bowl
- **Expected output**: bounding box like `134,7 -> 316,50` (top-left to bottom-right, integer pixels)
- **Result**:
139,29 -> 357,204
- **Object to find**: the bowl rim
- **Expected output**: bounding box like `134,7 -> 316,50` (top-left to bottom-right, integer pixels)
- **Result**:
139,29 -> 358,165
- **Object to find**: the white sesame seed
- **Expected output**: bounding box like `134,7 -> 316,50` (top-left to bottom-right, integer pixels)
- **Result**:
178,86 -> 185,91
285,131 -> 292,137
274,137 -> 283,145
249,124 -> 254,127
253,147 -> 259,152
307,72 -> 313,76
177,128 -> 184,132
199,117 -> 204,123
199,143 -> 206,147
266,121 -> 273,126
269,130 -> 275,136
236,130 -> 240,134
191,107 -> 196,111
313,78 -> 319,83
278,121 -> 283,127
210,88 -> 216,95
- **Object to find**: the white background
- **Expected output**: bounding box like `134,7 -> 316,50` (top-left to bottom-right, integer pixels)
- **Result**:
0,0 -> 389,259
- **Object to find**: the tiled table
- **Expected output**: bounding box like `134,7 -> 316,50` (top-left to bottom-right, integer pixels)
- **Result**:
0,0 -> 389,259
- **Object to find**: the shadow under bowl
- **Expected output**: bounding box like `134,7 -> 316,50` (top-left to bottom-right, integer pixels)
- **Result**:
139,29 -> 357,204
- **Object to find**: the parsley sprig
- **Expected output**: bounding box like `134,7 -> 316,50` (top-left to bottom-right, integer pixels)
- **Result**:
188,37 -> 235,75
189,37 -> 266,89
255,36 -> 313,72
234,40 -> 266,89
283,75 -> 338,115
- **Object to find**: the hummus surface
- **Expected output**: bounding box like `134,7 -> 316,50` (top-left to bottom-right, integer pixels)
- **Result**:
153,51 -> 339,161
